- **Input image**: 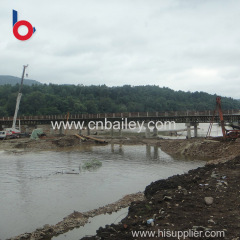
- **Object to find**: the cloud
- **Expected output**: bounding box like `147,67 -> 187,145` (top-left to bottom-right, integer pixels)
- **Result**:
0,0 -> 240,98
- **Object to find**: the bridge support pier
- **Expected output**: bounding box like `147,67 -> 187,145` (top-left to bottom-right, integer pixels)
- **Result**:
185,123 -> 199,138
145,124 -> 150,138
194,123 -> 199,138
25,125 -> 30,134
59,125 -> 64,135
79,129 -> 82,135
110,125 -> 114,137
186,123 -> 191,139
111,143 -> 114,152
153,126 -> 158,136
50,127 -> 54,135
87,125 -> 90,136
119,128 -> 122,137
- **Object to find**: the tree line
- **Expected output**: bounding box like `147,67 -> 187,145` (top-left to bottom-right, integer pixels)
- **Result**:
0,84 -> 239,117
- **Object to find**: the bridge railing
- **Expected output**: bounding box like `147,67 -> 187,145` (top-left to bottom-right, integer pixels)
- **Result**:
0,109 -> 239,121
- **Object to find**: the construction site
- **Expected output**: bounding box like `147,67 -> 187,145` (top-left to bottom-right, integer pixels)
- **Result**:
2,1 -> 240,239
0,66 -> 239,240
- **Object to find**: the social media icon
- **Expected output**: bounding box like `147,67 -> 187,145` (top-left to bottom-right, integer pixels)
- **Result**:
12,10 -> 36,41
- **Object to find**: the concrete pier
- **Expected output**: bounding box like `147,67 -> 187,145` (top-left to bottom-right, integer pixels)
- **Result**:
87,126 -> 90,135
153,126 -> 158,136
185,122 -> 199,138
78,129 -> 82,135
145,124 -> 150,138
59,125 -> 63,135
111,125 -> 114,137
193,123 -> 198,137
119,128 -> 122,137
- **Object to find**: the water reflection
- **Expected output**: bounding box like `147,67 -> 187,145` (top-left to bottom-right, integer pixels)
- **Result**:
110,143 -> 124,155
110,144 -> 160,160
146,145 -> 159,160
16,158 -> 32,205
53,207 -> 129,240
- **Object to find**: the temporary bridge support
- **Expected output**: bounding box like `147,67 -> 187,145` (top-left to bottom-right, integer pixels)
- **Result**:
185,122 -> 199,138
145,124 -> 150,138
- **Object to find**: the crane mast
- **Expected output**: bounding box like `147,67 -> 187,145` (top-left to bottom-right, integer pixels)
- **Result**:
12,65 -> 28,130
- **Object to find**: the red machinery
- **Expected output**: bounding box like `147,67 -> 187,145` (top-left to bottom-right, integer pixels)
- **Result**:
206,96 -> 240,140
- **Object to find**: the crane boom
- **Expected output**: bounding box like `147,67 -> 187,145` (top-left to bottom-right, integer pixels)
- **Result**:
207,96 -> 240,140
216,96 -> 227,138
12,65 -> 28,130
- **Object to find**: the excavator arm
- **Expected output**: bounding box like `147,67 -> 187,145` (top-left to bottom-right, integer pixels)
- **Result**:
216,97 -> 227,138
207,96 -> 240,140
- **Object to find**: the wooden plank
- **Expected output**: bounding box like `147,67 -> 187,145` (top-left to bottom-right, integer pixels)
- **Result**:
82,135 -> 108,143
74,134 -> 86,141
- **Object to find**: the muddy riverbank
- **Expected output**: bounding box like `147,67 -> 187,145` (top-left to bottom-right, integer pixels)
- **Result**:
0,135 -> 147,152
2,133 -> 239,163
82,155 -> 240,240
158,138 -> 240,164
2,135 -> 240,163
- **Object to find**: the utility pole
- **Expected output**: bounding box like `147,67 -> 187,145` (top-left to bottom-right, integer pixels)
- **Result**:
12,65 -> 28,130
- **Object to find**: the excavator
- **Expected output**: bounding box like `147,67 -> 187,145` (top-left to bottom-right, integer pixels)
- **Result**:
206,96 -> 240,140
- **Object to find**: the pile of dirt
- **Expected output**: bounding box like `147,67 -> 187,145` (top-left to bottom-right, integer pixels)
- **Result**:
0,135 -> 89,151
0,135 -> 163,151
159,139 -> 240,161
52,135 -> 81,147
82,155 -> 240,240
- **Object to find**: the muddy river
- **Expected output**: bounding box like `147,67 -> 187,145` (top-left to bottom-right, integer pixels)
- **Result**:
0,144 -> 204,239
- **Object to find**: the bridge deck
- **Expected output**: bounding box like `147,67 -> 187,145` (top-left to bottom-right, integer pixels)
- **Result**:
0,110 -> 240,125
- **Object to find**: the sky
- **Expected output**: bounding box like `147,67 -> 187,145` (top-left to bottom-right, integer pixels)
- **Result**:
0,0 -> 240,98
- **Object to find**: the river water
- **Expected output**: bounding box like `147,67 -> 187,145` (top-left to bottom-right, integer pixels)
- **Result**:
0,144 -> 204,239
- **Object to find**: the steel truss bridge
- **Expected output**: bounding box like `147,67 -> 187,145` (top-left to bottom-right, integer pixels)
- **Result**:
0,110 -> 240,126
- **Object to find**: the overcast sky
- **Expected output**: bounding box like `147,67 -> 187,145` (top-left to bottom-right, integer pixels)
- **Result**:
0,0 -> 240,98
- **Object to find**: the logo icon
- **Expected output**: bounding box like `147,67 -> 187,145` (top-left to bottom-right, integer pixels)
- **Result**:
13,10 -> 36,41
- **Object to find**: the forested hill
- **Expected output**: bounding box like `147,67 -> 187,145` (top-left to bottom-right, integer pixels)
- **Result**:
0,75 -> 41,86
0,84 -> 239,117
